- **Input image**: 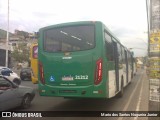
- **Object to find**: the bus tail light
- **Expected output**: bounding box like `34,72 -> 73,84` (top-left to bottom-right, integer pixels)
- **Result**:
39,61 -> 45,84
95,58 -> 102,85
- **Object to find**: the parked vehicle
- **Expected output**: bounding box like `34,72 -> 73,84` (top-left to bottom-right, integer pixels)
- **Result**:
20,67 -> 31,81
0,66 -> 21,85
0,75 -> 35,111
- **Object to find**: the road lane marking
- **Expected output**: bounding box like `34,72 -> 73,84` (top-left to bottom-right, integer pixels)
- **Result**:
134,72 -> 145,120
117,71 -> 144,120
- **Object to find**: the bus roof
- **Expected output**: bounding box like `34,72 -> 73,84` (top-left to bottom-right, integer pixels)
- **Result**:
39,21 -> 102,31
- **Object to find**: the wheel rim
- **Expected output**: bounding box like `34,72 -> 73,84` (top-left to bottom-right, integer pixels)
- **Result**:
23,95 -> 31,108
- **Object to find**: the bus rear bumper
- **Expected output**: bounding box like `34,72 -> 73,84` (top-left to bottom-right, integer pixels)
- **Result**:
38,84 -> 107,98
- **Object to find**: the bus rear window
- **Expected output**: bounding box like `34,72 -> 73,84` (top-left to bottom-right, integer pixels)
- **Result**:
33,46 -> 38,58
43,25 -> 95,52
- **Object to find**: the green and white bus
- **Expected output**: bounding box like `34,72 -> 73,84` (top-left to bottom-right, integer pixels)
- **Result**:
38,21 -> 134,98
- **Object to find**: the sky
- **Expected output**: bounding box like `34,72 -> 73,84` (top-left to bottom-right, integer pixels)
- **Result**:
0,0 -> 148,57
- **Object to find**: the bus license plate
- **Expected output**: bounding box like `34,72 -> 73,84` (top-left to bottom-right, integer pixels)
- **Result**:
62,76 -> 74,81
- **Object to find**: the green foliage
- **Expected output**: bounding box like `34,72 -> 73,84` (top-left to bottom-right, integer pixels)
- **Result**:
11,42 -> 30,63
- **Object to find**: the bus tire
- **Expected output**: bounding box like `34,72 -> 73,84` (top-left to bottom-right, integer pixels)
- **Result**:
131,73 -> 133,79
130,73 -> 133,84
118,79 -> 124,98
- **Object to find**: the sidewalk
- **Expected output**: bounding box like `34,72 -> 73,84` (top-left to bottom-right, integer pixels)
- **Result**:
142,69 -> 160,120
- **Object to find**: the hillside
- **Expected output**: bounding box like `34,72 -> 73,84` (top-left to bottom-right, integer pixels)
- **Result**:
0,29 -> 13,39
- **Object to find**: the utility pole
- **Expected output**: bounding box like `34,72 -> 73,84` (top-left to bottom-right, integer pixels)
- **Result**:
5,0 -> 9,67
147,0 -> 160,119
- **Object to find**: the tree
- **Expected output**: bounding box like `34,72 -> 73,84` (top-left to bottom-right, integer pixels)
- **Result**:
11,42 -> 30,64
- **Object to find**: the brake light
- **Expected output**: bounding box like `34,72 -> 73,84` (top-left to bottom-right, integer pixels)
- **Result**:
95,58 -> 102,85
39,61 -> 45,84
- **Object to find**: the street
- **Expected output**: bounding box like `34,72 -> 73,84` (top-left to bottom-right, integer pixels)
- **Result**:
2,69 -> 150,120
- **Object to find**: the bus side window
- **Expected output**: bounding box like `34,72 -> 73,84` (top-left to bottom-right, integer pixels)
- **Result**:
104,32 -> 114,61
117,43 -> 123,64
121,47 -> 125,64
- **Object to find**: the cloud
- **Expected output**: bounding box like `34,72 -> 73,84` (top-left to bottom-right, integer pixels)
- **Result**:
0,0 -> 148,57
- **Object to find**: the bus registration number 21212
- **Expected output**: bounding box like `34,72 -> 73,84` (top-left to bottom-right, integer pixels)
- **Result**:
75,75 -> 88,80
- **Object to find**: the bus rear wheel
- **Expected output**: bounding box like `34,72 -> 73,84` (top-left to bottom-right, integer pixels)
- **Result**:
118,79 -> 124,98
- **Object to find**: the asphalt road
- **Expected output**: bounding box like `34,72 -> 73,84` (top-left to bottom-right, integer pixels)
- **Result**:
2,69 -> 150,120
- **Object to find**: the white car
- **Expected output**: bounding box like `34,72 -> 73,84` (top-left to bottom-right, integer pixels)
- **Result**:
0,66 -> 21,85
